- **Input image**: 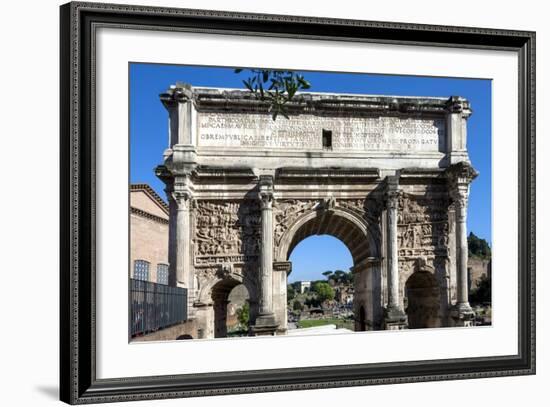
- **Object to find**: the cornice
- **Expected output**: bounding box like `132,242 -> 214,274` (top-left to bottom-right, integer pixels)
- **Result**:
130,183 -> 169,214
166,84 -> 465,117
130,207 -> 169,225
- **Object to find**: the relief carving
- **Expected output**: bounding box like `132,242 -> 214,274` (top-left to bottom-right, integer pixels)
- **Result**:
273,197 -> 383,250
273,200 -> 318,247
397,194 -> 450,257
338,197 -> 383,241
335,199 -> 365,220
194,200 -> 261,264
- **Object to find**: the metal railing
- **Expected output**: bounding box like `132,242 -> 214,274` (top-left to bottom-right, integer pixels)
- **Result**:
130,279 -> 187,337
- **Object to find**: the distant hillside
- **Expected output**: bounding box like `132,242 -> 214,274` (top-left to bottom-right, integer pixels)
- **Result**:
468,232 -> 491,259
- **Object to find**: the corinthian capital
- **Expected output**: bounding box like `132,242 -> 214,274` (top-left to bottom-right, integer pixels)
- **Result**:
171,190 -> 193,210
446,161 -> 477,215
170,173 -> 195,209
385,175 -> 401,210
451,184 -> 469,205
258,175 -> 274,210
451,184 -> 470,224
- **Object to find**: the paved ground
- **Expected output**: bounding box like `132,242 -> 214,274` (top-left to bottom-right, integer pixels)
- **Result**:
286,324 -> 353,336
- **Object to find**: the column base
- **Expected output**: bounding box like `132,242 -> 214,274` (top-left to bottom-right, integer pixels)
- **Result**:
186,289 -> 200,320
194,303 -> 214,339
450,303 -> 476,327
384,307 -> 408,330
187,300 -> 198,321
250,313 -> 279,336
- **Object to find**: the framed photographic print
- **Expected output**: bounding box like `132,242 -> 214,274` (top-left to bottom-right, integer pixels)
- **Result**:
60,1 -> 535,404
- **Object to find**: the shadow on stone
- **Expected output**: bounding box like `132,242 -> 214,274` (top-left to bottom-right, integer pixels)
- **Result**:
176,334 -> 193,340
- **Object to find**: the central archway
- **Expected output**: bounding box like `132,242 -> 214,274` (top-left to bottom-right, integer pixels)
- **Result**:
275,208 -> 382,333
278,208 -> 378,265
288,234 -> 353,331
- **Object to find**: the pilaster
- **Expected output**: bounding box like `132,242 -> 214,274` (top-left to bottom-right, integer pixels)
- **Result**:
384,175 -> 408,329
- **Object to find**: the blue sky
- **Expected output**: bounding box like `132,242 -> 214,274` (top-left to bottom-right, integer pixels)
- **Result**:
130,63 -> 492,283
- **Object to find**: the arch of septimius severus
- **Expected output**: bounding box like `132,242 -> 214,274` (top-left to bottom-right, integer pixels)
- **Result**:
154,83 -> 478,339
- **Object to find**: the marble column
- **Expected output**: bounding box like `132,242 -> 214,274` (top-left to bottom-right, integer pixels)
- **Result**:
455,192 -> 470,306
172,190 -> 192,287
384,176 -> 408,329
251,175 -> 278,335
273,261 -> 292,334
447,162 -> 478,326
171,175 -> 195,319
259,190 -> 274,316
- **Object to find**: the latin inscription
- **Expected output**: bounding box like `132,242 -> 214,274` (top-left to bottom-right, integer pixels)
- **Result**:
198,113 -> 445,152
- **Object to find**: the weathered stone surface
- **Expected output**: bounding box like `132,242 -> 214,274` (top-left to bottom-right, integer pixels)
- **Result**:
198,113 -> 445,152
152,84 -> 479,339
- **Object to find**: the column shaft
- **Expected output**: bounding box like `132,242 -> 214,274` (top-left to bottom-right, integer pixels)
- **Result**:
455,200 -> 469,305
384,175 -> 407,329
172,188 -> 195,321
387,202 -> 400,310
260,203 -> 273,315
175,202 -> 190,287
446,162 -> 478,325
252,175 -> 278,335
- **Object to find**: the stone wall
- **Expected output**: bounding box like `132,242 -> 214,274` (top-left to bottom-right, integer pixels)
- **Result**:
468,257 -> 491,291
132,320 -> 198,342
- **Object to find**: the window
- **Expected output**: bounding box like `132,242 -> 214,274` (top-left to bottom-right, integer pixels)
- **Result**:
322,129 -> 332,149
134,260 -> 150,281
157,263 -> 169,285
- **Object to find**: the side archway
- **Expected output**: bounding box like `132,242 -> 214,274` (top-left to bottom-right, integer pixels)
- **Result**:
195,266 -> 259,338
404,266 -> 441,329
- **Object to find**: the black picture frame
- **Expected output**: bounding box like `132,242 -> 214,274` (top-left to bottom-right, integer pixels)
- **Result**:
60,2 -> 536,404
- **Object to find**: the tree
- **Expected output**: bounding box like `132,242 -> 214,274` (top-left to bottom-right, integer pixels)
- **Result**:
236,302 -> 250,328
468,232 -> 491,258
305,296 -> 321,308
333,270 -> 345,283
287,284 -> 296,302
342,271 -> 354,284
322,270 -> 333,279
470,275 -> 491,304
291,281 -> 301,292
312,282 -> 335,303
234,69 -> 311,120
293,300 -> 303,311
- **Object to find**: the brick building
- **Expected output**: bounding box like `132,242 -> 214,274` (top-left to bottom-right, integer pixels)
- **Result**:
130,184 -> 169,284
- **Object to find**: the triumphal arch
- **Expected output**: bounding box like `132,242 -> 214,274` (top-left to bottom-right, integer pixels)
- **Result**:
155,83 -> 478,339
